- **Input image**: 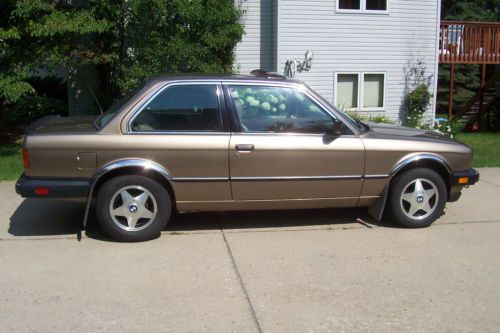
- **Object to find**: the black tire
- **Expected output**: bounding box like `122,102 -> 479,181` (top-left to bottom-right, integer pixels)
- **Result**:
96,175 -> 171,241
387,168 -> 447,228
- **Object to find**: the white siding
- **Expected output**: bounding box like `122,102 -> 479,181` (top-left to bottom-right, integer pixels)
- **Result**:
235,0 -> 440,121
234,0 -> 276,74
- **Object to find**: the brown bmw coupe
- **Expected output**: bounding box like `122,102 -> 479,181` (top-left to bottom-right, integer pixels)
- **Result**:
16,73 -> 479,241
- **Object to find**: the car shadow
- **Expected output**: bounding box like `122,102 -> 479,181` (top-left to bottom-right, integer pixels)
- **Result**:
8,198 -> 397,241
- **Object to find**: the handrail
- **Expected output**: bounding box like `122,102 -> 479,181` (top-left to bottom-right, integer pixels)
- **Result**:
440,21 -> 500,64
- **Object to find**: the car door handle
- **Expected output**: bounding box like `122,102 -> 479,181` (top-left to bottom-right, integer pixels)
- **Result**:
235,144 -> 255,151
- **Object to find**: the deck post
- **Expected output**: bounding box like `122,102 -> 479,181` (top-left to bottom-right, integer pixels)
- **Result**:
479,64 -> 487,130
448,63 -> 455,119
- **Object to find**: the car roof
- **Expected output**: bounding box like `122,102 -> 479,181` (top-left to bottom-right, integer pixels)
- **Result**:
146,73 -> 305,86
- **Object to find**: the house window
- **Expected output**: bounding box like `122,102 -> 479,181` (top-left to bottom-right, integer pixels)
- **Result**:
366,0 -> 387,11
337,74 -> 359,110
338,0 -> 360,10
363,74 -> 384,108
335,73 -> 385,111
337,0 -> 388,12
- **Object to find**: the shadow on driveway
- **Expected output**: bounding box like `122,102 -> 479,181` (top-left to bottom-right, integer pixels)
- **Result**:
9,198 -> 394,240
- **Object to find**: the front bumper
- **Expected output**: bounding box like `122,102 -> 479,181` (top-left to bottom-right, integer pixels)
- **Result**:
15,173 -> 91,198
451,169 -> 480,187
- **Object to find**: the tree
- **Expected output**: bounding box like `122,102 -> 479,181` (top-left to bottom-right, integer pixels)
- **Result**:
93,0 -> 244,97
0,0 -> 111,127
0,0 -> 244,126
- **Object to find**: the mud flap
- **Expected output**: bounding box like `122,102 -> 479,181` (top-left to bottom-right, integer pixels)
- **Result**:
368,184 -> 389,222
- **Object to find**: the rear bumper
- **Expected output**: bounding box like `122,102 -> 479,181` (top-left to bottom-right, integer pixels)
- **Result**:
15,173 -> 91,198
451,169 -> 480,186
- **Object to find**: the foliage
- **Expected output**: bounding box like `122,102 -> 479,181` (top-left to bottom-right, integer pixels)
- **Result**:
0,0 -> 244,126
345,112 -> 394,124
402,58 -> 434,128
0,0 -> 112,127
441,0 -> 500,21
430,117 -> 466,138
92,0 -> 244,96
6,95 -> 66,125
406,83 -> 432,128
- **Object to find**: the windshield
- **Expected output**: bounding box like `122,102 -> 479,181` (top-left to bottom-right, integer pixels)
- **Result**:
94,82 -> 147,129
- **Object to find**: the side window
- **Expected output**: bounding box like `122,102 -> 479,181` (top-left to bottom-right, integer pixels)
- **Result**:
228,85 -> 350,135
131,84 -> 221,132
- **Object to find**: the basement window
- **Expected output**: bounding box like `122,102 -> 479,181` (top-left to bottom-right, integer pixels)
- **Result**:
335,73 -> 386,111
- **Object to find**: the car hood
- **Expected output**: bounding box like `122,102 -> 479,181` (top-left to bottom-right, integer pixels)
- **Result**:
364,122 -> 455,143
27,115 -> 98,134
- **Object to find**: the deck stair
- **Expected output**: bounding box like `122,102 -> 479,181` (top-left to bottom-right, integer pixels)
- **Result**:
453,68 -> 500,130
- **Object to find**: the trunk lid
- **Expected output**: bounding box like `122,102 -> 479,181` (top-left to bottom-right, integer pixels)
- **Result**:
25,115 -> 98,134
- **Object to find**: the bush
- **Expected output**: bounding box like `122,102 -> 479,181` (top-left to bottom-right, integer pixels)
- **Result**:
345,112 -> 395,124
406,83 -> 432,128
6,95 -> 67,126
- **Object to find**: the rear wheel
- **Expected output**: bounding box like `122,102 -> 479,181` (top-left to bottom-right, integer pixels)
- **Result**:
387,168 -> 447,228
96,175 -> 171,241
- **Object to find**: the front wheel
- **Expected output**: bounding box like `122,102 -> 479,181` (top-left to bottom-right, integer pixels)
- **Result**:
387,168 -> 447,228
96,175 -> 171,241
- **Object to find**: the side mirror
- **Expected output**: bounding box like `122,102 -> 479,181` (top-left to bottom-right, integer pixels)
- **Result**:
326,122 -> 344,137
323,122 -> 344,144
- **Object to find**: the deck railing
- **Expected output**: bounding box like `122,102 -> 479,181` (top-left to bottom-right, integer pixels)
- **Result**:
440,21 -> 500,64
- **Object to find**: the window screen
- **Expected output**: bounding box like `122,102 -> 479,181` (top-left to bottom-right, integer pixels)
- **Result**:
337,74 -> 359,110
131,84 -> 221,132
363,74 -> 384,108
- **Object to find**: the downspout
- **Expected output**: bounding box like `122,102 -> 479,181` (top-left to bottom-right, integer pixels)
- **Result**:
431,0 -> 442,124
276,0 -> 281,73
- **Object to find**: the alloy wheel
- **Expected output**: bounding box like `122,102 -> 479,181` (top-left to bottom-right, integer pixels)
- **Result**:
399,178 -> 439,220
109,185 -> 158,232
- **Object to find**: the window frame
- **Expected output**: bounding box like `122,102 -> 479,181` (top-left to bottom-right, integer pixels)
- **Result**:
127,82 -> 227,134
223,82 -> 355,136
336,0 -> 389,14
334,72 -> 386,112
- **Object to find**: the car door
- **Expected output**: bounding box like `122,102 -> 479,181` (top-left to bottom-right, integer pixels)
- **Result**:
225,83 -> 365,205
125,82 -> 231,202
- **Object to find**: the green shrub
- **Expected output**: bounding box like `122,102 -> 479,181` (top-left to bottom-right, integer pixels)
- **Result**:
406,83 -> 432,128
6,96 -> 66,125
345,112 -> 395,124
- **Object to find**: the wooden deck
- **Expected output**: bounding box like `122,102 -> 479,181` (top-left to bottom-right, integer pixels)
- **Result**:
440,21 -> 500,64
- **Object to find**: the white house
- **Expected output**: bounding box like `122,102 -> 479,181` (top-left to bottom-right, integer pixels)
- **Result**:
234,0 -> 441,121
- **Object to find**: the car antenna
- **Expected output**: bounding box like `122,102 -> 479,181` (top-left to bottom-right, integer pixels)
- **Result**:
86,85 -> 104,114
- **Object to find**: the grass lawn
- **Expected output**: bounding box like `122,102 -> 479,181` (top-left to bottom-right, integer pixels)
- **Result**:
0,144 -> 23,181
455,132 -> 500,167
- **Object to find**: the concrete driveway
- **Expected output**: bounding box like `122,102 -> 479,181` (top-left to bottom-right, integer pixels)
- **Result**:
1,168 -> 499,332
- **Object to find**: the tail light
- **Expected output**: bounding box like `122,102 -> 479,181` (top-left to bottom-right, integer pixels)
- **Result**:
22,149 -> 30,168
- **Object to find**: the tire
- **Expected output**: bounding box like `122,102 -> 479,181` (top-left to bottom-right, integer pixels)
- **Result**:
96,175 -> 171,241
387,168 -> 447,228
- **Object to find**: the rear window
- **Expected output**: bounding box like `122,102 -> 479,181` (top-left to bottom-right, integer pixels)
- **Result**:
95,82 -> 146,129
